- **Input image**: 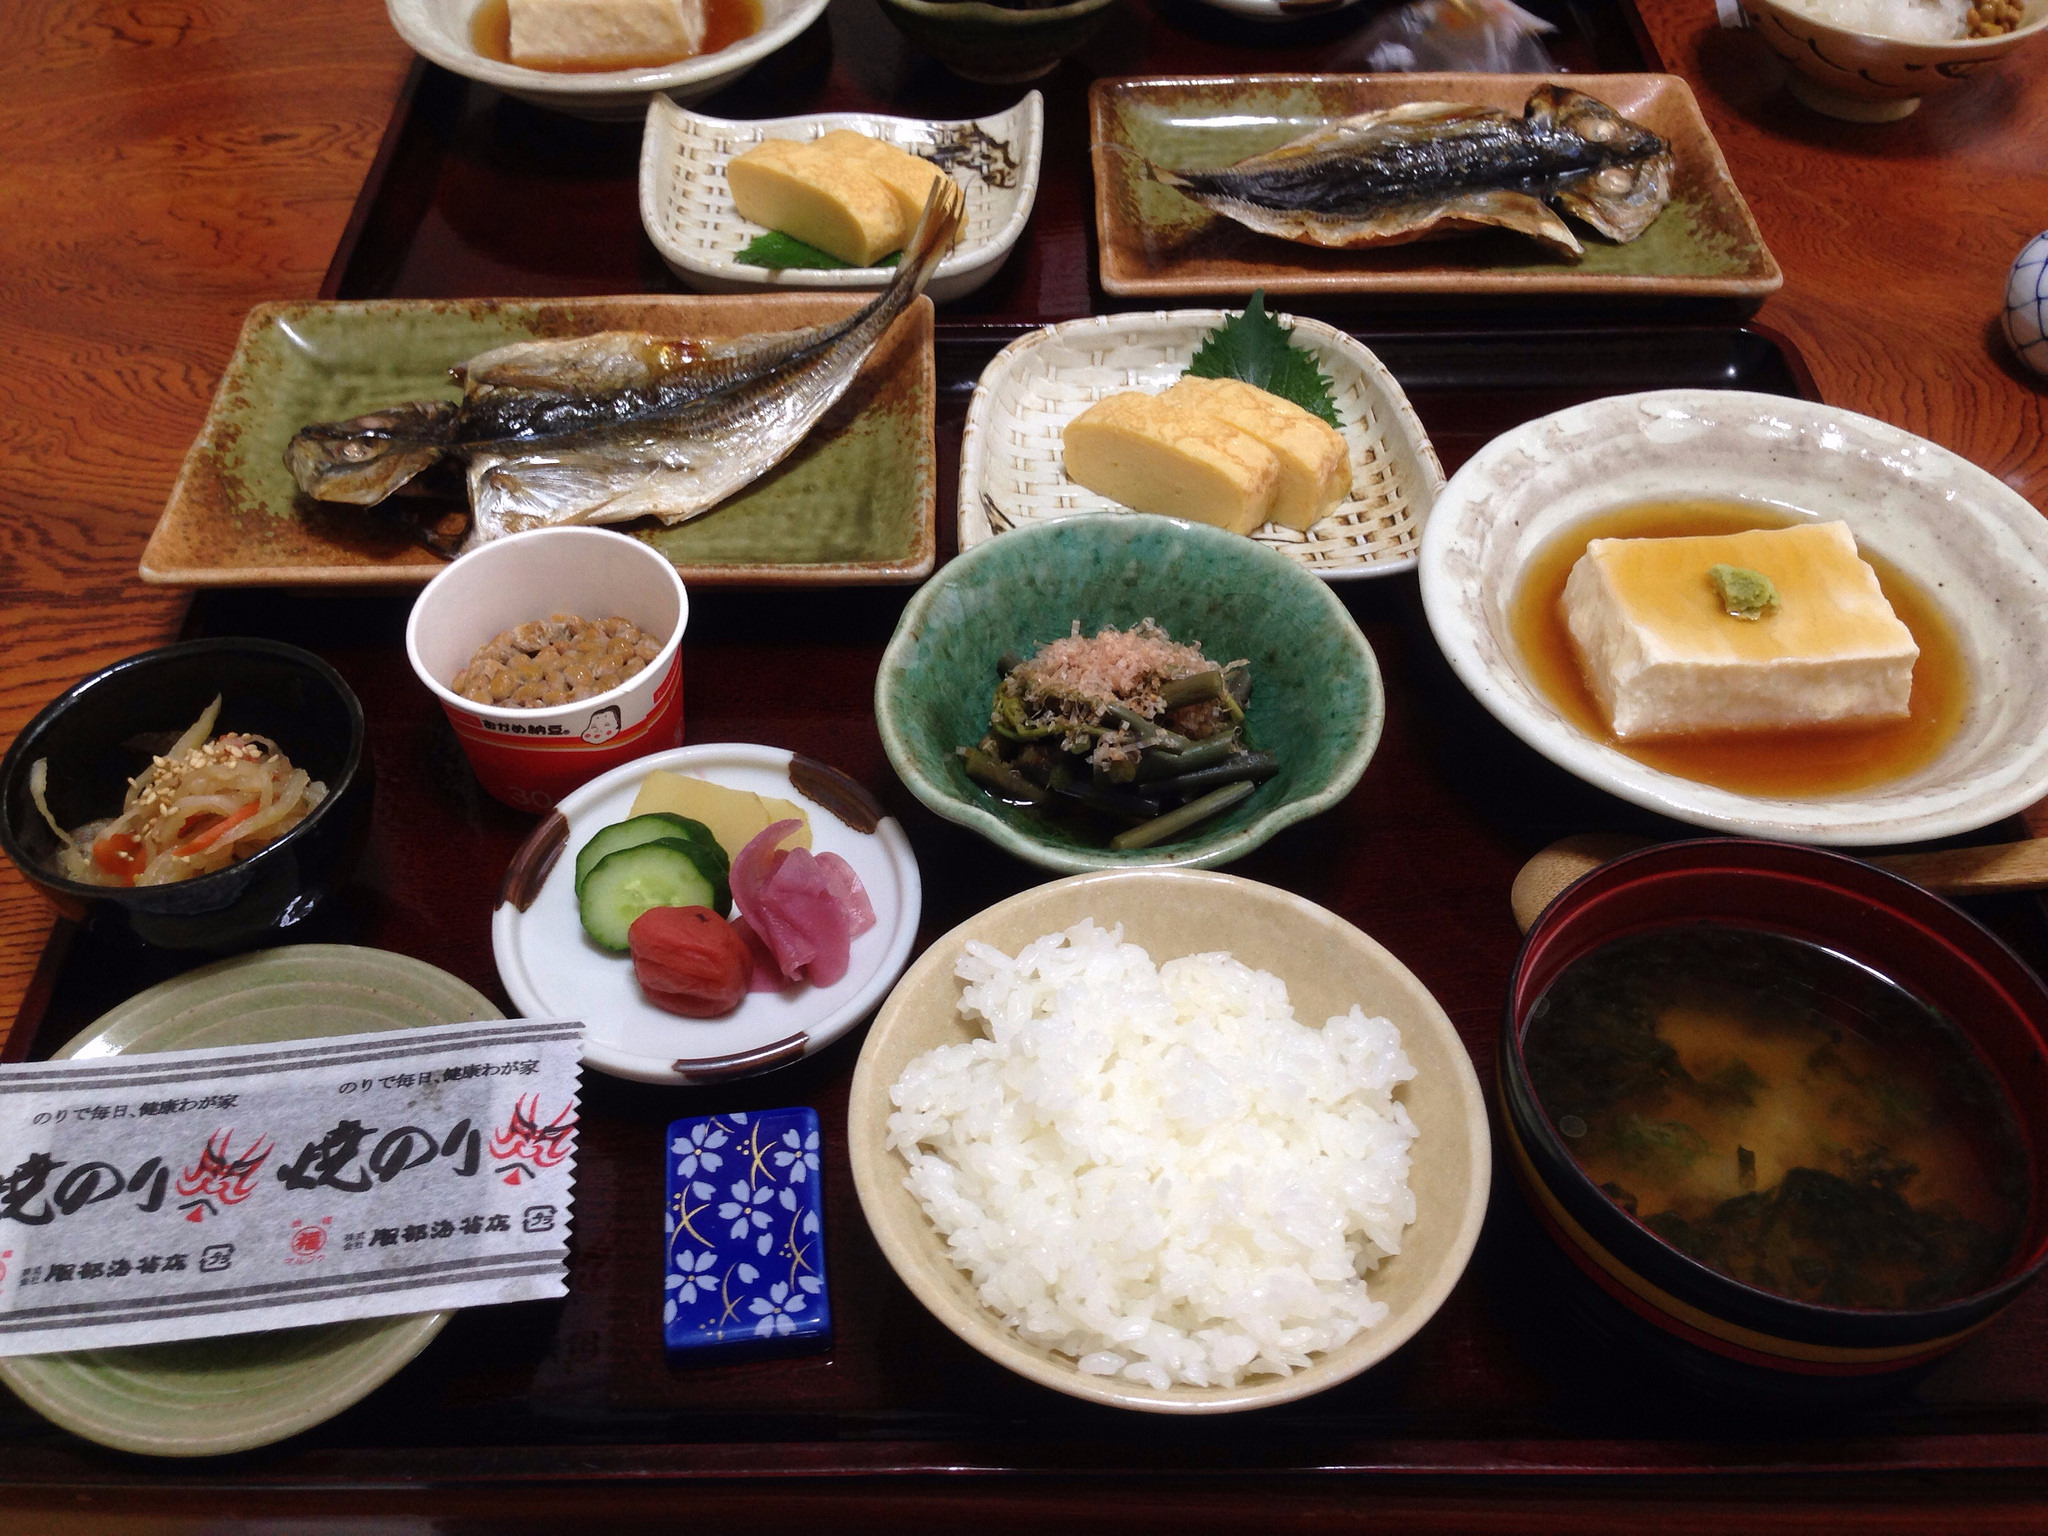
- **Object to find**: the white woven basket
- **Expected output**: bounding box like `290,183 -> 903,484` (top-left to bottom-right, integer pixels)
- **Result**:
639,93 -> 1043,305
958,311 -> 1445,580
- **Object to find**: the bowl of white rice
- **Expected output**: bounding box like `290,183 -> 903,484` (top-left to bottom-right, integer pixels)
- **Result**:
1743,0 -> 2048,120
847,868 -> 1490,1413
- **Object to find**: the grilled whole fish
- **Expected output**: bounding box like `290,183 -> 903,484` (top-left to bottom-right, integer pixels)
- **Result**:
1146,86 -> 1672,260
285,178 -> 965,552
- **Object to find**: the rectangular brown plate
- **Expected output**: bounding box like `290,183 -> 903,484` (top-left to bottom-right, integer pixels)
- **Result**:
1091,73 -> 1782,301
138,293 -> 936,588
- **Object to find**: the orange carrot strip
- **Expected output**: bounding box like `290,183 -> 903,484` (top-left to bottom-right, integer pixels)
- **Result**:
172,799 -> 260,857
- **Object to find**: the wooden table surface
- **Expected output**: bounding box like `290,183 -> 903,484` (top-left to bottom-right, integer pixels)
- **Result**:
3,0 -> 2048,1526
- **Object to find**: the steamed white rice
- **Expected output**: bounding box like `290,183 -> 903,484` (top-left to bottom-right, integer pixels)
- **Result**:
885,919 -> 1418,1391
1779,0 -> 1973,41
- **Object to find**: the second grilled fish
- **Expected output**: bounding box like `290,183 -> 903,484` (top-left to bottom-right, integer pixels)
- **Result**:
1146,86 -> 1672,261
285,179 -> 965,553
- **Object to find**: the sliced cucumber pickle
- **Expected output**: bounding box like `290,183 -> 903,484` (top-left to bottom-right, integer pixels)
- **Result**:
578,837 -> 728,951
574,813 -> 725,895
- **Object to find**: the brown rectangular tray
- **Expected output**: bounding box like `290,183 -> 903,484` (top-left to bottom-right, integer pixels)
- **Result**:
317,0 -> 1672,326
12,323 -> 2048,1501
1090,72 -> 1782,301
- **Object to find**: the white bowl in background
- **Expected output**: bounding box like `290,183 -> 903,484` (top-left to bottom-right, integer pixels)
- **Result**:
1743,0 -> 2048,120
1418,388 -> 2048,846
385,0 -> 830,120
640,93 -> 1043,304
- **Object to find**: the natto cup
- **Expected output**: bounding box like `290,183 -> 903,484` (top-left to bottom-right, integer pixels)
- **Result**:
406,528 -> 688,812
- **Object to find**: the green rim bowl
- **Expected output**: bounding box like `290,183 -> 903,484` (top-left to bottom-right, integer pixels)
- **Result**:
876,515 -> 1383,872
874,0 -> 1122,84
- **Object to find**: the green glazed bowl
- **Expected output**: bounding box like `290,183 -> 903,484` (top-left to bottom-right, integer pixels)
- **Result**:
875,0 -> 1122,84
876,515 -> 1383,872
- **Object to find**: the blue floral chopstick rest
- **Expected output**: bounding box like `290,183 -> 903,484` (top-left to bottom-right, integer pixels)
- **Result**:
663,1108 -> 831,1362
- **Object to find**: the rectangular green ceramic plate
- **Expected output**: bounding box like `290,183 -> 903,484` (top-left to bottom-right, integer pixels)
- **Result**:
140,294 -> 937,587
1090,73 -> 1782,300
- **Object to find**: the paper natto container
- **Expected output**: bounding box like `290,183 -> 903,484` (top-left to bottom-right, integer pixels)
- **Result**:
405,527 -> 689,811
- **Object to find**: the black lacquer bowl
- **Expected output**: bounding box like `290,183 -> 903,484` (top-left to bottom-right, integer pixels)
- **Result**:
1501,838 -> 2048,1403
0,639 -> 370,950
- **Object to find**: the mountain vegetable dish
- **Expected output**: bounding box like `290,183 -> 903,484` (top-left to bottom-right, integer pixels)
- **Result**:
960,620 -> 1275,851
29,696 -> 325,888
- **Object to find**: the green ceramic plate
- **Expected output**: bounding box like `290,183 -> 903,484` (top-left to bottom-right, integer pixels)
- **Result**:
1090,73 -> 1782,301
0,944 -> 501,1457
139,295 -> 936,589
875,515 -> 1383,872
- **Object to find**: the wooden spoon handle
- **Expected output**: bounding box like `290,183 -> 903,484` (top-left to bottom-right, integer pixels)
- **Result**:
1871,840 -> 2048,895
1511,835 -> 2048,935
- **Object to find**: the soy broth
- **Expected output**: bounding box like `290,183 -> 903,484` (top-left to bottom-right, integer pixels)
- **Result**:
1524,924 -> 2026,1310
1509,502 -> 1967,798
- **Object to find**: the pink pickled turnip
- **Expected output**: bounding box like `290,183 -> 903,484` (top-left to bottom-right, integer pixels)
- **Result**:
731,820 -> 864,987
728,913 -> 791,993
814,852 -> 876,936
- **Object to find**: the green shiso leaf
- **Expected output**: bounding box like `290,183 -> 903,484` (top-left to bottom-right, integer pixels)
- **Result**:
1182,291 -> 1341,429
734,231 -> 901,270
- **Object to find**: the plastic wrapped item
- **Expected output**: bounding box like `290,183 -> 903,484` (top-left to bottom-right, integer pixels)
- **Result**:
1352,0 -> 1559,72
663,1108 -> 833,1361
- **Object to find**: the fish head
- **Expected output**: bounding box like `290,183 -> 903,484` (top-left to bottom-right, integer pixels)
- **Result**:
1527,84 -> 1667,164
283,399 -> 460,505
1527,85 -> 1674,244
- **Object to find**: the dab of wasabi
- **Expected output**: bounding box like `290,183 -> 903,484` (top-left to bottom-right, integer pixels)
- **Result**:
1708,564 -> 1779,621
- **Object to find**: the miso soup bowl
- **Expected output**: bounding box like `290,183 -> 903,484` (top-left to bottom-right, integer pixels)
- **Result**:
0,639 -> 371,952
1501,838 -> 2048,1400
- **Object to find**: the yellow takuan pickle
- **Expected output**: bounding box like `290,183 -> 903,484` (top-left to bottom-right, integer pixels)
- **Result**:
1061,392 -> 1282,536
630,771 -> 813,860
1161,376 -> 1350,531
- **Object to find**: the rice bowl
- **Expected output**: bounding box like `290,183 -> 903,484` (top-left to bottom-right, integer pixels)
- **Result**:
888,920 -> 1418,1392
847,868 -> 1490,1414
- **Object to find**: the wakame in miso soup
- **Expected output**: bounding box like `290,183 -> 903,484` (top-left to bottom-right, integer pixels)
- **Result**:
1523,925 -> 2027,1310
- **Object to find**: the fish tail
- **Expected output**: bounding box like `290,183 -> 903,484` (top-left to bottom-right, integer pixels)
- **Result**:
775,175 -> 964,364
896,173 -> 967,297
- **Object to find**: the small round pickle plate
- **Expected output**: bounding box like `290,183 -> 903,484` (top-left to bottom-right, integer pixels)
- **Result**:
0,945 -> 498,1457
492,743 -> 922,1086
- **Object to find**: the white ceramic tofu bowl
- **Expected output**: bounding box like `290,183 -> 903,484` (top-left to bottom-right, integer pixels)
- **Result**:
639,94 -> 1043,304
1418,389 -> 2048,845
385,0 -> 830,121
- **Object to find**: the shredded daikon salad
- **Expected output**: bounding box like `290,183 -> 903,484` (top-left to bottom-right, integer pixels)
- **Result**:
30,696 -> 326,888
